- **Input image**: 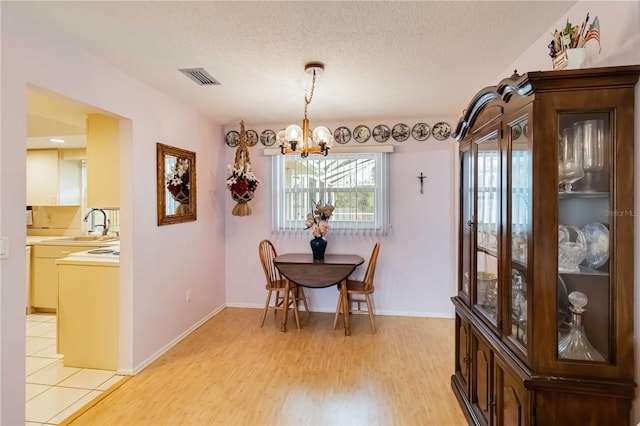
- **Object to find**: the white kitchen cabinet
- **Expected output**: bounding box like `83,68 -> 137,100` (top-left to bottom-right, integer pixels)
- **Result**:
86,114 -> 119,208
57,260 -> 119,370
26,149 -> 81,206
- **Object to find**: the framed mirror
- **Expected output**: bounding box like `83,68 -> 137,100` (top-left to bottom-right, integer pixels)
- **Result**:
156,143 -> 197,226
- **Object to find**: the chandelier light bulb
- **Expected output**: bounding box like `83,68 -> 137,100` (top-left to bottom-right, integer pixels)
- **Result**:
285,124 -> 303,144
313,126 -> 332,145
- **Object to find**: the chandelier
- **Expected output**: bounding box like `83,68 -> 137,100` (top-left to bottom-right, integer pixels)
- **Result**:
278,62 -> 334,157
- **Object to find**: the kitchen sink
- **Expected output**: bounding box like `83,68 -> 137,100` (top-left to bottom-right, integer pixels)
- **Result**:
87,248 -> 117,254
60,236 -> 119,242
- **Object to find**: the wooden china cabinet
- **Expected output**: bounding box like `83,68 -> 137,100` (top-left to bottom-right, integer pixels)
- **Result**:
451,65 -> 640,425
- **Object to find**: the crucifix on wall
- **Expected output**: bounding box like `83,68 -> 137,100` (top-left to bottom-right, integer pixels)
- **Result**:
417,172 -> 427,194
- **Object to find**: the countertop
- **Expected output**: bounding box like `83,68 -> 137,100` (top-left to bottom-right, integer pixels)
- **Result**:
55,245 -> 120,266
27,236 -> 120,247
26,236 -> 72,244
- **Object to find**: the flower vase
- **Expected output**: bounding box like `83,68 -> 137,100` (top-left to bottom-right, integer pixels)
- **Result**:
566,48 -> 586,69
310,236 -> 327,260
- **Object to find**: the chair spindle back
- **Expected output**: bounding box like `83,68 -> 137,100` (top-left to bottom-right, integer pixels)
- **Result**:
259,239 -> 283,286
362,242 -> 381,292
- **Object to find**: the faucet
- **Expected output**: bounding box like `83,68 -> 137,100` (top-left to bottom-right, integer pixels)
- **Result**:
83,208 -> 110,236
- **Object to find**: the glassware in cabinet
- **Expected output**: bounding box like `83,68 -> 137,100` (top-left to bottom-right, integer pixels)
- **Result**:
475,130 -> 500,325
508,115 -> 531,348
459,147 -> 473,297
556,112 -> 611,363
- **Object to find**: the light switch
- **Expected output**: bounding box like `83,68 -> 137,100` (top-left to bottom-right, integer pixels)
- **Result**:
0,237 -> 8,259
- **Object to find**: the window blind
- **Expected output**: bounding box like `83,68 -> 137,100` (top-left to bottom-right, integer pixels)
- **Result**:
272,152 -> 390,237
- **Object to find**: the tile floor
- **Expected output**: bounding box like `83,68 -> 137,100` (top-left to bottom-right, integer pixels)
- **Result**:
25,313 -> 124,425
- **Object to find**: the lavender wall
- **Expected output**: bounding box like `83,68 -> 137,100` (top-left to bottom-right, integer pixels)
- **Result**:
1,1 -> 638,425
223,121 -> 458,317
0,6 -> 227,424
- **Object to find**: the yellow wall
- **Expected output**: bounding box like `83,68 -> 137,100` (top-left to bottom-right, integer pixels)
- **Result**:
28,206 -> 82,233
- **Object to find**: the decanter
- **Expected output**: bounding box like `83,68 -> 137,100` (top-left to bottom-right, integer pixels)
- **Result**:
512,274 -> 527,323
511,271 -> 527,344
558,291 -> 605,361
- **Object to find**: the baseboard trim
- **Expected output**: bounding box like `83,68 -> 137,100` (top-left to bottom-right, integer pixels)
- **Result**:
132,304 -> 226,374
225,302 -> 263,309
224,303 -> 454,319
130,303 -> 452,375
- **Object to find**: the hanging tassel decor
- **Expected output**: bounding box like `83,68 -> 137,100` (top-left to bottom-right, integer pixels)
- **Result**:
225,121 -> 261,216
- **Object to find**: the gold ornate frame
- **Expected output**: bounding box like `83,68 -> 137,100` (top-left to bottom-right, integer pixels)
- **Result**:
156,143 -> 197,226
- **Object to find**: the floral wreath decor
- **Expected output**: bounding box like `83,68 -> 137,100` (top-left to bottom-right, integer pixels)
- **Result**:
226,120 -> 261,216
167,158 -> 190,203
166,157 -> 191,215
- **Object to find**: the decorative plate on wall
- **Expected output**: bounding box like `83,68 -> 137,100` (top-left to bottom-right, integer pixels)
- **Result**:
432,122 -> 452,140
225,131 -> 240,147
511,124 -> 523,140
334,126 -> 352,144
353,125 -> 371,143
392,123 -> 410,142
260,129 -> 276,147
412,123 -> 431,141
373,124 -> 391,142
246,130 -> 259,146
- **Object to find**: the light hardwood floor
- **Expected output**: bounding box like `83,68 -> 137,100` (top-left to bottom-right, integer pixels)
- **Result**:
68,308 -> 466,426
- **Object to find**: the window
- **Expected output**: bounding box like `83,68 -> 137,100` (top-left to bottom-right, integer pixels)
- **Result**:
476,150 -> 530,229
272,152 -> 390,236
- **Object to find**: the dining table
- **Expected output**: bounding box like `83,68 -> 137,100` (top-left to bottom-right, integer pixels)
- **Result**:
274,253 -> 364,336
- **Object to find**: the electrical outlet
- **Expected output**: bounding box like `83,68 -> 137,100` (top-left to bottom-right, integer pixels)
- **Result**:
0,237 -> 8,259
186,289 -> 191,302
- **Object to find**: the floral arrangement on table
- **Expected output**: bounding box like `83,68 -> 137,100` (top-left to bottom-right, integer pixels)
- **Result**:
548,13 -> 601,69
166,157 -> 190,204
305,201 -> 335,238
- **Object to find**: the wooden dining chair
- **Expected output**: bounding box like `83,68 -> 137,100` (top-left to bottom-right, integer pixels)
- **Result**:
333,242 -> 381,333
258,240 -> 309,329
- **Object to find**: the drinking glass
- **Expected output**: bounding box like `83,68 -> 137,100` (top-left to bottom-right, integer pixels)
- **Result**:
577,119 -> 604,191
558,127 -> 584,192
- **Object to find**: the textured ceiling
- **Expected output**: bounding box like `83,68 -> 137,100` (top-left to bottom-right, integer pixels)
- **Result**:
10,1 -> 576,129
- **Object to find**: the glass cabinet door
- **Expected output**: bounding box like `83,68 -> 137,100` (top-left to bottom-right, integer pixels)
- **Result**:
475,130 -> 500,325
508,116 -> 530,349
557,112 -> 610,363
460,147 -> 473,297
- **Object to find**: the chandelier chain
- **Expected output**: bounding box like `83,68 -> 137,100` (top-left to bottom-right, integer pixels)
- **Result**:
303,72 -> 317,119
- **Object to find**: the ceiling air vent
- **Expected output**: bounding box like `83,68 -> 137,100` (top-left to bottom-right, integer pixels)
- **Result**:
179,68 -> 221,86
